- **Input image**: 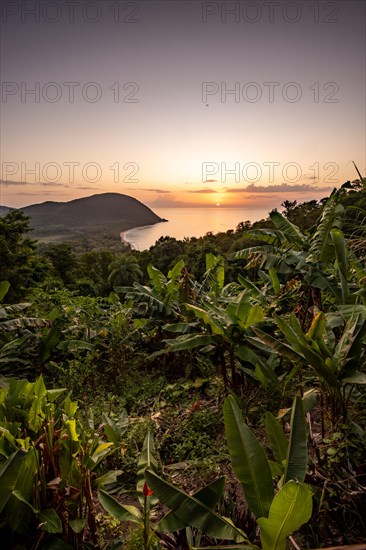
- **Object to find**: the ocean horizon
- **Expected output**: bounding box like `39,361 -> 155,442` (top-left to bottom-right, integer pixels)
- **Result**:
123,206 -> 271,250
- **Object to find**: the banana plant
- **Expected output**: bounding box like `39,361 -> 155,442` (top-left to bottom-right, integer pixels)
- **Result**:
156,289 -> 266,390
0,282 -> 52,377
188,477 -> 311,550
0,375 -> 123,548
121,260 -> 188,322
231,189 -> 361,321
144,469 -> 249,545
232,188 -> 343,271
201,253 -> 225,300
116,259 -> 197,358
1,283 -> 111,378
99,431 -> 229,549
98,431 -> 162,550
99,428 -> 250,547
248,310 -> 366,423
141,396 -> 311,550
0,282 -> 51,334
223,394 -> 312,550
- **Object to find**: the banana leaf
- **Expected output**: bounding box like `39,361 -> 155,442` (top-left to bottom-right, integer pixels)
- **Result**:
190,546 -> 257,549
265,413 -> 288,465
237,275 -> 267,306
98,488 -> 142,524
258,481 -> 312,550
250,328 -> 304,364
38,508 -> 63,533
224,396 -> 273,519
269,211 -> 306,250
137,431 -> 159,506
145,469 -> 248,543
0,281 -> 10,301
185,304 -> 224,335
164,334 -> 214,352
331,229 -> 351,304
0,449 -> 27,513
306,312 -> 325,341
284,397 -> 307,484
308,192 -> 344,264
157,477 -> 225,533
268,268 -> 281,294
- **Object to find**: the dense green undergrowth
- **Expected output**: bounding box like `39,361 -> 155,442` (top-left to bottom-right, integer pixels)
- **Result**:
1,179 -> 366,549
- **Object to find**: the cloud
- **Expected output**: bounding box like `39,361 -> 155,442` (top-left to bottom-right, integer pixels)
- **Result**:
204,179 -> 218,183
0,179 -> 69,188
128,187 -> 171,194
75,186 -> 101,190
147,197 -> 190,207
147,194 -> 211,208
189,188 -> 217,194
13,191 -> 65,196
225,183 -> 334,193
0,180 -> 25,186
244,194 -> 280,200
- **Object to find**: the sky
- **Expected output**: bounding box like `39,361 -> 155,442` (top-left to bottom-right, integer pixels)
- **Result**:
0,0 -> 365,210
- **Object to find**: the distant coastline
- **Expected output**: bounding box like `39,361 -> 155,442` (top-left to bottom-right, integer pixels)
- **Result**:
120,219 -> 168,248
118,206 -> 272,251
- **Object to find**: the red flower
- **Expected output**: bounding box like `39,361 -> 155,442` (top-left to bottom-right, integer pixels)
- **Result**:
143,482 -> 153,496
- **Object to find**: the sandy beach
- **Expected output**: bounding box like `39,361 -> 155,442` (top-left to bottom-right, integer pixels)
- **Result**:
120,224 -> 157,248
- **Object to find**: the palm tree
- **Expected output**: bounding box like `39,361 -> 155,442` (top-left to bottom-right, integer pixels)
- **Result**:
108,254 -> 143,287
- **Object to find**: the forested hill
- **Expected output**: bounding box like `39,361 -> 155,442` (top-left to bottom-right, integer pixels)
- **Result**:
3,193 -> 166,244
21,193 -> 164,229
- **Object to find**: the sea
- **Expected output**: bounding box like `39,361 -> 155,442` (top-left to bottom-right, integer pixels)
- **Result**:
122,206 -> 271,250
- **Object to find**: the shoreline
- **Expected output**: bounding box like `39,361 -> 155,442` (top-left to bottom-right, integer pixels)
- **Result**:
120,219 -> 168,248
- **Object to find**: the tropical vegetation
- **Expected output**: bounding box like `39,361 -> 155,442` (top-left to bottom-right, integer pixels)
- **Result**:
0,174 -> 365,549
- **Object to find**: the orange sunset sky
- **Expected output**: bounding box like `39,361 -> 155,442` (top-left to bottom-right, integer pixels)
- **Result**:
1,1 -> 365,211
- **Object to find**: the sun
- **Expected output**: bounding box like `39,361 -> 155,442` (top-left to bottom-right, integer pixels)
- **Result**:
216,203 -> 220,206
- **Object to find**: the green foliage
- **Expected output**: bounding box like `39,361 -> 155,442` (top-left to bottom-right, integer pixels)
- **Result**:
123,526 -> 162,550
0,210 -> 51,302
159,405 -> 224,465
281,199 -> 324,232
55,351 -> 100,395
224,395 -> 274,519
223,395 -> 312,549
0,375 -> 124,548
76,249 -> 115,295
251,310 -> 366,423
99,431 -> 161,550
108,254 -> 143,287
257,481 -> 312,550
264,412 -> 288,465
143,395 -> 312,549
283,396 -> 307,484
43,243 -> 78,285
0,182 -> 365,547
149,236 -> 185,275
0,285 -> 53,378
145,469 -> 248,544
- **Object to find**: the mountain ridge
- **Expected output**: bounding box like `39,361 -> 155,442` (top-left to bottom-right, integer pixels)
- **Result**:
22,193 -> 164,228
1,193 -> 166,246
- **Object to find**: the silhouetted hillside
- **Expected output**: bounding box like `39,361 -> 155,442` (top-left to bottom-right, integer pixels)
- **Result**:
14,193 -> 166,246
22,193 -> 163,228
0,206 -> 12,216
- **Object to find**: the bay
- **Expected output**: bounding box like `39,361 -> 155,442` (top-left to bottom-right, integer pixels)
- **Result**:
122,206 -> 271,250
